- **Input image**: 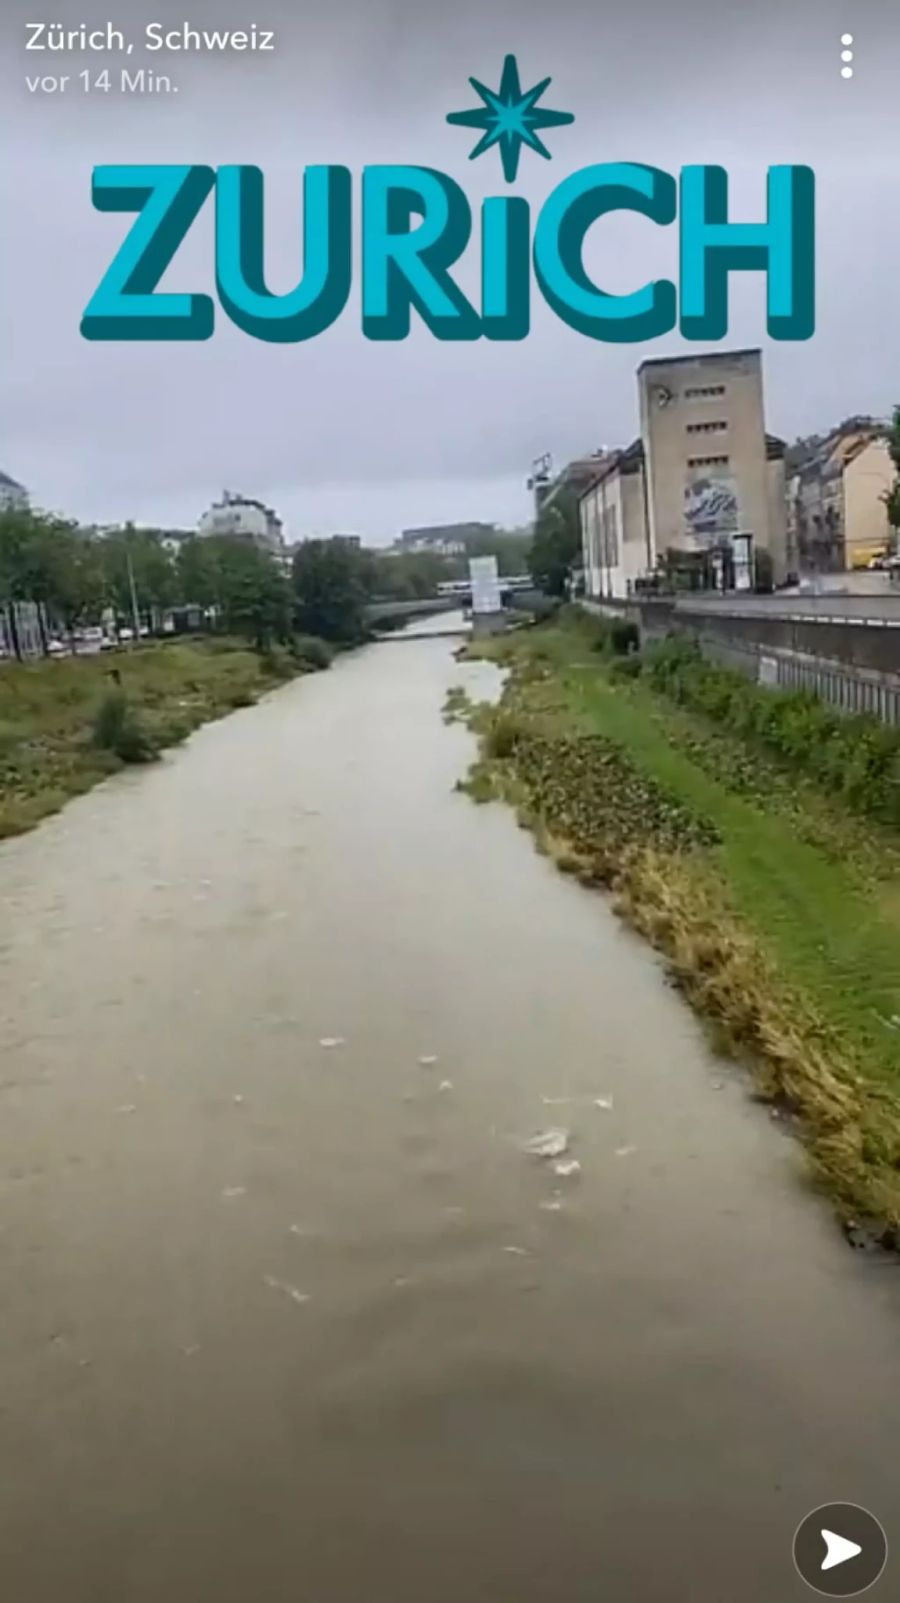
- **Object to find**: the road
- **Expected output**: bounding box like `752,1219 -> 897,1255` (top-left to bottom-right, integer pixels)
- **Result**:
1,615 -> 898,1601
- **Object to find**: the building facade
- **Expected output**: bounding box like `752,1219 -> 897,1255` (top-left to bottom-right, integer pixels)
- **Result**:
579,442 -> 650,600
638,348 -> 786,582
786,423 -> 892,574
198,490 -> 285,555
579,350 -> 786,598
393,523 -> 497,557
0,471 -> 29,513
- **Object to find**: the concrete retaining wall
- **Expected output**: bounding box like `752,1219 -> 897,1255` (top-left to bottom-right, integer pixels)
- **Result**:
579,597 -> 900,727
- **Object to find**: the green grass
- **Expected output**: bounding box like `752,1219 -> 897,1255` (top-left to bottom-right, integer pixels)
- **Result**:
499,620 -> 900,1084
0,639 -> 311,840
461,618 -> 900,1233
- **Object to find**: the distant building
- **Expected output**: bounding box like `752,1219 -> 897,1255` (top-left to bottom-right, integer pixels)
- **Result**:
198,490 -> 285,555
156,529 -> 194,557
537,453 -> 617,521
0,471 -> 29,513
785,420 -> 892,574
393,522 -> 496,556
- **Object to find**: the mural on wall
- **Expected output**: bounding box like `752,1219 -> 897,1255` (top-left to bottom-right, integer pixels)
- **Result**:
683,471 -> 739,542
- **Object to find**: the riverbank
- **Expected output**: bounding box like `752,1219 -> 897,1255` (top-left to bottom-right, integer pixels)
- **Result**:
455,611 -> 900,1243
0,638 -> 324,840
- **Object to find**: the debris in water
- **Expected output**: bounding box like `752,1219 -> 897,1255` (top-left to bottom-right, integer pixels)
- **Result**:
116,1104 -> 137,1115
614,1145 -> 637,1159
502,1245 -> 529,1256
711,1081 -> 725,1092
541,1096 -> 572,1106
233,1094 -> 245,1105
539,1198 -> 564,1212
524,1128 -> 570,1160
418,1054 -> 439,1067
593,1096 -> 613,1111
554,1158 -> 581,1178
220,1186 -> 247,1200
439,1080 -> 453,1093
263,1275 -> 310,1306
319,1037 -> 345,1049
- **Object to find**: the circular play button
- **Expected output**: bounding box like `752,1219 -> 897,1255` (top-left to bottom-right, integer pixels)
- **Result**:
793,1503 -> 888,1596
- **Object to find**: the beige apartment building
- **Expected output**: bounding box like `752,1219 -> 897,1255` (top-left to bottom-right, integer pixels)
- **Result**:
786,422 -> 893,573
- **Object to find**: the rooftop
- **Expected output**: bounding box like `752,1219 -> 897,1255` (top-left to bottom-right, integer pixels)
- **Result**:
638,347 -> 761,371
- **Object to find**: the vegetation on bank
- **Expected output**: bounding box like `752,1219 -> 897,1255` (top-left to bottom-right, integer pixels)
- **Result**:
0,505 -> 530,658
453,610 -> 900,1245
0,636 -> 328,840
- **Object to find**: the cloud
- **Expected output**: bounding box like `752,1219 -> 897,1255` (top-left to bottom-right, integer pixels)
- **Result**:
0,0 -> 893,541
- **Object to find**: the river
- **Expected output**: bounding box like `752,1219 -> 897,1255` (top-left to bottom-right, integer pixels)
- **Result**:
1,617 -> 898,1602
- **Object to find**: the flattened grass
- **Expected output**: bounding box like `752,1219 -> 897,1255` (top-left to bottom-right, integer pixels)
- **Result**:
460,618 -> 900,1238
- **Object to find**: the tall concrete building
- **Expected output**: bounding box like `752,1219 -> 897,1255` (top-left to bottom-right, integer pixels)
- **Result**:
638,348 -> 786,581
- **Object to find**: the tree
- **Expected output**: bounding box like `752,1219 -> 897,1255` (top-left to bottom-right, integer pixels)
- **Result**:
177,535 -> 222,610
212,539 -> 292,649
97,525 -> 177,624
527,488 -> 581,596
0,508 -> 105,650
292,538 -> 370,642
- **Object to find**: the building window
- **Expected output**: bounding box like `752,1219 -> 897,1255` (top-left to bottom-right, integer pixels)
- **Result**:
687,454 -> 730,469
686,421 -> 728,435
601,503 -> 619,570
684,384 -> 726,399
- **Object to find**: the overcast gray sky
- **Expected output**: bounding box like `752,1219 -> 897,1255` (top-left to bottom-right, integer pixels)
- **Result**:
0,0 -> 895,542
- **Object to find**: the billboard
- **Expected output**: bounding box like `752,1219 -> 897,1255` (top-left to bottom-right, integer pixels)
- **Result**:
683,470 -> 739,544
469,555 -> 502,614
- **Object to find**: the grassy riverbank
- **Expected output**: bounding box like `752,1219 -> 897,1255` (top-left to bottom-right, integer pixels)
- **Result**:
455,611 -> 900,1243
0,638 -> 324,841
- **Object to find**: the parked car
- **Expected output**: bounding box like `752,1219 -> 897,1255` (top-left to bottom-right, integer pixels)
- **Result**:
118,627 -> 134,642
47,638 -> 68,657
75,626 -> 106,654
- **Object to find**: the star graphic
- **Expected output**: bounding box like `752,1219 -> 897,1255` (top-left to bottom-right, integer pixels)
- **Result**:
446,54 -> 574,184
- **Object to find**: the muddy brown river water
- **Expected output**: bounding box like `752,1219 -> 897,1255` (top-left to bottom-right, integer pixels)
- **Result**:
1,619 -> 898,1602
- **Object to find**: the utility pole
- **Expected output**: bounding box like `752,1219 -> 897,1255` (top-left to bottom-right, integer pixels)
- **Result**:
126,546 -> 141,645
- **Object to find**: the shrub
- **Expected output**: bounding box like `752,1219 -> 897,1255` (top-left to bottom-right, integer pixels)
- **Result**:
258,644 -> 295,680
92,692 -> 157,763
485,711 -> 524,759
609,652 -> 644,681
609,618 -> 640,655
291,634 -> 333,670
638,637 -> 900,824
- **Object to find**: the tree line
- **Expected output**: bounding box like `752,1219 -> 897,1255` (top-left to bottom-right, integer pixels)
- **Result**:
0,508 -> 537,654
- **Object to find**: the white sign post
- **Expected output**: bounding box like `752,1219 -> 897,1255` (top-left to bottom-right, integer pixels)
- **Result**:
469,555 -> 502,615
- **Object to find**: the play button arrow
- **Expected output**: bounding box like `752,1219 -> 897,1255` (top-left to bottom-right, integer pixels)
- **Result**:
821,1531 -> 863,1572
794,1503 -> 888,1595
